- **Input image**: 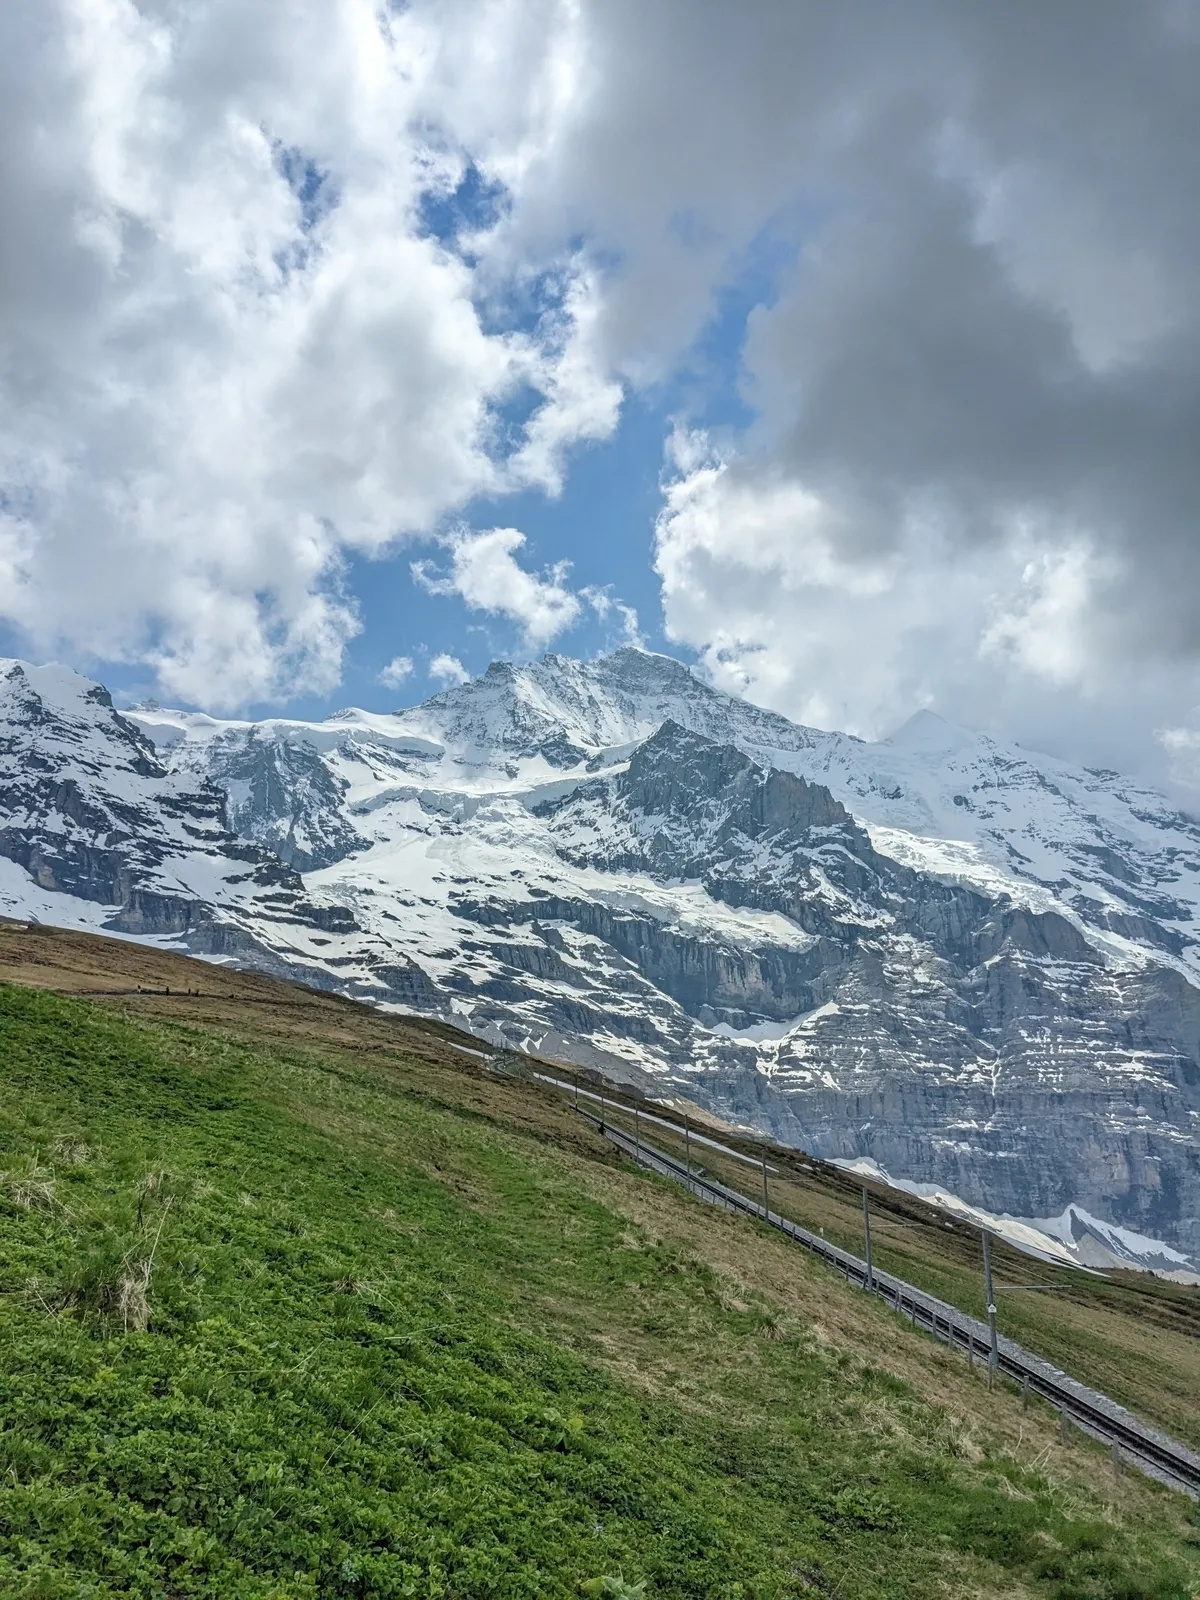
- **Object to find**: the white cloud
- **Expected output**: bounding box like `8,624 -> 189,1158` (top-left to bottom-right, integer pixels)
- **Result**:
412,526 -> 582,649
378,654 -> 414,689
429,652 -> 470,686
652,432 -> 1197,774
654,432 -> 923,734
581,585 -> 644,648
1156,724 -> 1200,801
0,0 -> 621,708
979,543 -> 1114,689
507,269 -> 624,494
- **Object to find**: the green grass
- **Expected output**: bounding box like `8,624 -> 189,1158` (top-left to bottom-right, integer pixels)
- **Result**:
0,982 -> 1197,1599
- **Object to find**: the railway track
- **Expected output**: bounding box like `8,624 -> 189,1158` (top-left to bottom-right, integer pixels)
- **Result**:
585,1109 -> 1200,1499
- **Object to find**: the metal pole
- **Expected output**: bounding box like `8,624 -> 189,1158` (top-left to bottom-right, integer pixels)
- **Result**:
634,1104 -> 640,1159
761,1149 -> 770,1219
982,1231 -> 999,1387
862,1186 -> 873,1292
599,1091 -> 606,1133
684,1113 -> 692,1185
574,1074 -> 579,1109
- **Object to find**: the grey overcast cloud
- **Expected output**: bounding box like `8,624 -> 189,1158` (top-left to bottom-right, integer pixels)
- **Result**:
1,1 -> 1199,791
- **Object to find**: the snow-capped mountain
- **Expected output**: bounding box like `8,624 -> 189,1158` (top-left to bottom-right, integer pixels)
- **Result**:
2,649 -> 1198,1266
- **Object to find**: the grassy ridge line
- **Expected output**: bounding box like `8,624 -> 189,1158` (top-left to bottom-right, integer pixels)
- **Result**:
0,982 -> 1196,1598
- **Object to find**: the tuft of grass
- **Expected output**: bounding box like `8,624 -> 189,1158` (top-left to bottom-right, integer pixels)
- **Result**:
58,1196 -> 172,1334
49,1136 -> 94,1166
1,1154 -> 57,1212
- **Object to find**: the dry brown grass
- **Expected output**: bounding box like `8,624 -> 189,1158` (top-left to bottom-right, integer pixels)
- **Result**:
440,1111 -> 1196,1530
0,919 -> 481,1065
0,1155 -> 57,1212
592,1099 -> 1200,1450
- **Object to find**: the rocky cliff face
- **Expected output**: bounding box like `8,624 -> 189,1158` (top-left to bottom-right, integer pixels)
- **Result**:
531,720 -> 1200,1255
171,727 -> 363,872
0,660 -> 425,995
0,661 -> 229,920
1,649 -> 1197,1266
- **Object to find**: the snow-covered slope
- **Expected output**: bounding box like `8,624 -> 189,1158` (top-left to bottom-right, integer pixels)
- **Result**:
2,649 -> 1198,1268
137,649 -> 1200,979
807,709 -> 1200,981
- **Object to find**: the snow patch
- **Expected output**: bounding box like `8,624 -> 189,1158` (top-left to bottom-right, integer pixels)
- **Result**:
836,1157 -> 1199,1277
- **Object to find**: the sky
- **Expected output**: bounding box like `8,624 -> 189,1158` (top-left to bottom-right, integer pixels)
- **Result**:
2,1 -> 1200,791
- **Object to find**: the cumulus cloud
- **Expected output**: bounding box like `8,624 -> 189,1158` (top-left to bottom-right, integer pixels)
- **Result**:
412,526 -> 582,649
655,430 -> 977,735
0,0 -> 620,707
429,652 -> 470,686
507,270 -> 624,494
378,655 -> 414,690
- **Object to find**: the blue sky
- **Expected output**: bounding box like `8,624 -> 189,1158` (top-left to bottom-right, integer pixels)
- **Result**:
343,397 -> 671,709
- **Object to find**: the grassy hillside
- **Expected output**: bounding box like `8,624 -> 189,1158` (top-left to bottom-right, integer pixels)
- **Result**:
592,1105 -> 1200,1452
0,928 -> 1196,1597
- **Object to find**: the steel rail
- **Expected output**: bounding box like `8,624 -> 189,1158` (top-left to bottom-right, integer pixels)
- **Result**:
583,1108 -> 1200,1499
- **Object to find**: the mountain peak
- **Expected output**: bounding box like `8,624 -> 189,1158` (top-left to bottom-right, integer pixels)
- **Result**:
589,645 -> 703,689
885,707 -> 978,754
2,657 -> 113,717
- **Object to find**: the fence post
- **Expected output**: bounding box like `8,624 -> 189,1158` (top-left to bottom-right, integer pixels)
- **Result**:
599,1091 -> 606,1133
634,1104 -> 640,1160
684,1113 -> 692,1187
862,1186 -> 873,1292
981,1231 -> 999,1388
761,1149 -> 770,1219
